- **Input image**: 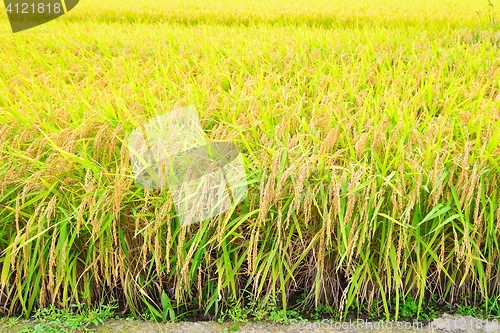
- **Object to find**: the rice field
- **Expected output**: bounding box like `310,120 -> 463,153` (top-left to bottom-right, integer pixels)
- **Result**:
1,0 -> 500,322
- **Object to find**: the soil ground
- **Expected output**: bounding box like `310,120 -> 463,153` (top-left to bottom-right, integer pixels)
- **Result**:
2,314 -> 500,333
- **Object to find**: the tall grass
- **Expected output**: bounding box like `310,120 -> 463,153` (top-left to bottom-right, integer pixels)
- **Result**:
1,0 -> 500,321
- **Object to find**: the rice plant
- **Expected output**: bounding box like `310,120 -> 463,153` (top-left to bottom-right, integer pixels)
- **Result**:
1,0 -> 500,322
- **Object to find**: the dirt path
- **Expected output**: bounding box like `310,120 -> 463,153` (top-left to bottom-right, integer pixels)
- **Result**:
2,314 -> 500,333
91,316 -> 500,333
